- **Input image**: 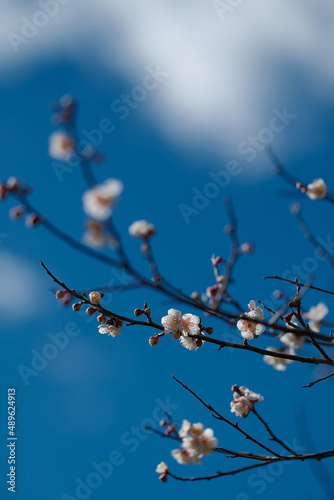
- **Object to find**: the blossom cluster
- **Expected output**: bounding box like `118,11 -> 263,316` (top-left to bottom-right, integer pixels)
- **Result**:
263,302 -> 328,371
161,308 -> 205,350
171,419 -> 218,465
0,177 -> 44,227
237,300 -> 265,340
230,385 -> 263,418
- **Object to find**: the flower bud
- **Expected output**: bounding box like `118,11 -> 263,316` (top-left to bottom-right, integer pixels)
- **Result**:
72,302 -> 83,312
159,473 -> 167,483
149,335 -> 159,346
224,224 -> 233,234
284,312 -> 294,323
134,308 -> 144,317
203,326 -> 214,335
290,202 -> 301,215
25,213 -> 41,228
0,185 -> 8,200
9,206 -> 25,220
288,296 -> 301,308
206,285 -> 219,298
211,255 -> 222,265
196,339 -> 203,348
240,243 -> 253,254
89,291 -> 103,305
191,291 -> 200,301
97,313 -> 106,323
273,290 -> 284,299
165,424 -> 177,436
62,293 -> 71,306
56,290 -> 67,299
114,319 -> 123,329
86,307 -> 97,316
7,177 -> 19,190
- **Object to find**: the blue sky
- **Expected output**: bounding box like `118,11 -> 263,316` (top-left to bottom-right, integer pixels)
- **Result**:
1,3 -> 334,500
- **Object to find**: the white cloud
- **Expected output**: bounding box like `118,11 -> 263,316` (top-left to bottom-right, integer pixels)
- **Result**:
2,0 -> 334,158
0,251 -> 47,326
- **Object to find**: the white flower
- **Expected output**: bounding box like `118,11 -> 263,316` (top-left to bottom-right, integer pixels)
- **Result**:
180,335 -> 203,351
237,300 -> 265,340
304,302 -> 328,332
230,397 -> 253,418
172,421 -> 217,464
230,386 -> 263,418
179,419 -> 192,438
280,332 -> 304,349
156,462 -> 168,474
83,220 -> 119,249
161,308 -> 183,338
82,179 -> 123,220
129,220 -> 155,239
48,131 -> 75,161
238,386 -> 263,403
183,429 -> 217,457
306,178 -> 327,200
181,313 -> 201,336
179,420 -> 203,438
263,347 -> 295,371
89,291 -> 103,305
171,449 -> 200,464
98,324 -> 121,337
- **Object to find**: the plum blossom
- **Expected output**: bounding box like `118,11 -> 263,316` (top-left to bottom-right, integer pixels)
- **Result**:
171,419 -> 218,464
230,385 -> 263,418
181,313 -> 201,336
98,323 -> 122,337
304,302 -> 328,332
237,300 -> 265,340
306,178 -> 327,200
161,308 -> 183,339
89,291 -> 103,305
48,131 -> 75,161
161,309 -> 202,343
156,462 -> 168,474
263,347 -> 295,371
280,331 -> 304,349
180,335 -> 203,351
129,220 -> 155,239
83,220 -> 119,249
82,179 -> 123,220
171,449 -> 200,464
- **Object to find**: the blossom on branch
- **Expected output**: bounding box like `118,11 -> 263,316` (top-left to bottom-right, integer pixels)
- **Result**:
263,347 -> 295,371
171,419 -> 218,464
280,331 -> 304,349
237,300 -> 265,340
304,302 -> 328,332
306,178 -> 327,200
82,179 -> 123,220
98,322 -> 122,337
161,308 -> 183,338
230,385 -> 263,418
129,220 -> 155,239
48,131 -> 75,161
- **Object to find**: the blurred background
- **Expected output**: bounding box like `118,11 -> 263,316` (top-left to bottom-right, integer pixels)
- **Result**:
1,1 -> 334,499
